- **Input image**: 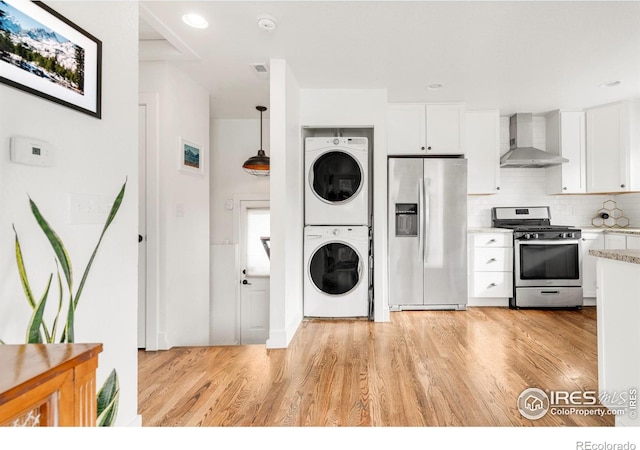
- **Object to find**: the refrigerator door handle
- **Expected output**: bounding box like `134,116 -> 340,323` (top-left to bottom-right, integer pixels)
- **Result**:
418,178 -> 425,262
423,177 -> 431,263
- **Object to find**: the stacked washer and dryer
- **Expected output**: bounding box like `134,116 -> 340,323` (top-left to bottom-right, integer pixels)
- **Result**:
303,137 -> 372,319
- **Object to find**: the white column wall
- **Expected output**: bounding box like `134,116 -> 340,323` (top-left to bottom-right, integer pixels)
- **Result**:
139,61 -> 210,347
268,59 -> 303,348
0,1 -> 139,426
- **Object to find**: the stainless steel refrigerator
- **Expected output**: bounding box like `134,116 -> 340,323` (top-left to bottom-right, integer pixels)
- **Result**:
388,157 -> 468,310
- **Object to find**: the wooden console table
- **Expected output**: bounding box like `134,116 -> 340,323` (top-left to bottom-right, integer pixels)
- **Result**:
0,343 -> 102,426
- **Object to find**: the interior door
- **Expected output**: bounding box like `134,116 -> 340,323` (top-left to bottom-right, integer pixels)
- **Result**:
239,201 -> 270,344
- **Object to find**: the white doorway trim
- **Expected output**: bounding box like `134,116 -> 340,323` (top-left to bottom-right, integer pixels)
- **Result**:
232,193 -> 270,245
233,193 -> 270,345
139,93 -> 161,351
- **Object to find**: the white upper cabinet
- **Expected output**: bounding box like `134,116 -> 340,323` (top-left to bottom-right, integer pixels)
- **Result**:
545,110 -> 586,194
388,103 -> 465,155
586,99 -> 640,193
465,110 -> 500,194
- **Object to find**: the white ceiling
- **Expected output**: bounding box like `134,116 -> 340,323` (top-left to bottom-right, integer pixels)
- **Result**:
139,1 -> 640,119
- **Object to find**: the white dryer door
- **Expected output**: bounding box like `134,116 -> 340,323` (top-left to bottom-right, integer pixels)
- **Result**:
310,151 -> 363,204
309,242 -> 362,295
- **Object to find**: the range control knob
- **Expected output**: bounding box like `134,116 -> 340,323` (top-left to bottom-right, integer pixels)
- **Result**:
524,233 -> 531,240
333,138 -> 340,145
532,233 -> 539,239
333,229 -> 340,236
560,232 -> 567,239
568,232 -> 575,239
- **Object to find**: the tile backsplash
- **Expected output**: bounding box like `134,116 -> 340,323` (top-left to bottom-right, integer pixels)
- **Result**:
467,116 -> 640,228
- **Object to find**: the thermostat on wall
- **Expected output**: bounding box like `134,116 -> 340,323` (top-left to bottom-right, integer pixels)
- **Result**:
10,136 -> 54,167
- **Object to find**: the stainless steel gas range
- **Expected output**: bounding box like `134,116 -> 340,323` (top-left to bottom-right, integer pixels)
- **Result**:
492,206 -> 583,309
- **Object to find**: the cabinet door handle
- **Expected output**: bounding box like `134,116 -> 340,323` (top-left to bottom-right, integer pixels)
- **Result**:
421,146 -> 425,150
496,186 -> 500,191
487,258 -> 497,263
488,283 -> 497,287
621,184 -> 626,188
563,187 -> 567,190
487,239 -> 496,244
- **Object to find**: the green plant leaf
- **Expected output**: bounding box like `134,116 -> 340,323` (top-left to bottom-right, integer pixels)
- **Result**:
74,180 -> 126,310
61,293 -> 74,343
28,197 -> 73,290
50,263 -> 64,343
97,369 -> 120,427
0,338 -> 6,345
13,225 -> 36,310
26,274 -> 53,344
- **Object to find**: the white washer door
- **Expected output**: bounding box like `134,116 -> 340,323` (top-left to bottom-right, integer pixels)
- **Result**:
309,241 -> 362,295
310,150 -> 363,205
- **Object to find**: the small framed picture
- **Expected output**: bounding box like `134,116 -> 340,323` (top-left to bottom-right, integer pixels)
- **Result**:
179,137 -> 203,174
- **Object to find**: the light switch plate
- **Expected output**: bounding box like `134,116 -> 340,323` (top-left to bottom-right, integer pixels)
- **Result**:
69,193 -> 113,224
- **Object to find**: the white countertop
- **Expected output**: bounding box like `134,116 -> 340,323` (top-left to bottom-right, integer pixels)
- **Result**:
469,227 -> 640,235
468,227 -> 513,233
581,227 -> 640,235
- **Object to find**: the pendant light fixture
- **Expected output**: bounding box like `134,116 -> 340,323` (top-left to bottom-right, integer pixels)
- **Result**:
242,106 -> 270,176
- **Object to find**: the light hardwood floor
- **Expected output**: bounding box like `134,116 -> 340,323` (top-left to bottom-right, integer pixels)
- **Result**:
138,307 -> 613,427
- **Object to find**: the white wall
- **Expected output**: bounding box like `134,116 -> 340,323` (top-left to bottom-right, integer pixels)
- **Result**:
209,119 -> 270,345
139,62 -> 210,347
468,116 -> 625,228
0,1 -> 138,426
616,193 -> 640,226
210,119 -> 270,244
268,59 -> 303,348
300,88 -> 389,322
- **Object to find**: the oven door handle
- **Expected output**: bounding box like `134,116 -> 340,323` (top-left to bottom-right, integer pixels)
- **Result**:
540,290 -> 560,295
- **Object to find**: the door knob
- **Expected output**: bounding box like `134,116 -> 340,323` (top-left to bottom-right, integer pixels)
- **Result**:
138,234 -> 143,243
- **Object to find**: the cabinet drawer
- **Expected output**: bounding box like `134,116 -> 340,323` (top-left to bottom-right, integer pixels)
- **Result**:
472,272 -> 513,298
472,233 -> 511,248
473,248 -> 513,271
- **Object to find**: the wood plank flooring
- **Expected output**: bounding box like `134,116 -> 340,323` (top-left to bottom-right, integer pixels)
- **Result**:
137,307 -> 613,427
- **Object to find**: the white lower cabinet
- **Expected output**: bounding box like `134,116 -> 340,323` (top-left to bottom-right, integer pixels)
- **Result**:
604,234 -> 627,249
582,232 -> 640,305
468,232 -> 513,306
626,235 -> 640,249
581,232 -> 605,300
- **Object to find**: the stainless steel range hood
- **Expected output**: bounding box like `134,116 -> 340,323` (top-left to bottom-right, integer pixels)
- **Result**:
500,113 -> 569,168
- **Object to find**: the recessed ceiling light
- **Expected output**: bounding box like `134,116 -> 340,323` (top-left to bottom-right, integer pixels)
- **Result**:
427,83 -> 444,90
182,13 -> 208,29
257,14 -> 277,31
599,80 -> 622,88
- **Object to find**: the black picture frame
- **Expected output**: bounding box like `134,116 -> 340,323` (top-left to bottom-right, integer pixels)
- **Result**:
0,0 -> 102,118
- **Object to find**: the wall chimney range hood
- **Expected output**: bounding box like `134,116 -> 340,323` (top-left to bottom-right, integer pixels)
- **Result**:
500,113 -> 569,168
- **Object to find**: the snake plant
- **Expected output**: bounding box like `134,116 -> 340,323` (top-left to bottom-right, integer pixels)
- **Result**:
6,180 -> 126,426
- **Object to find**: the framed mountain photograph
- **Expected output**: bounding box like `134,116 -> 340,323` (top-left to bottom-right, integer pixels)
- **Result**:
179,137 -> 203,175
0,0 -> 102,118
